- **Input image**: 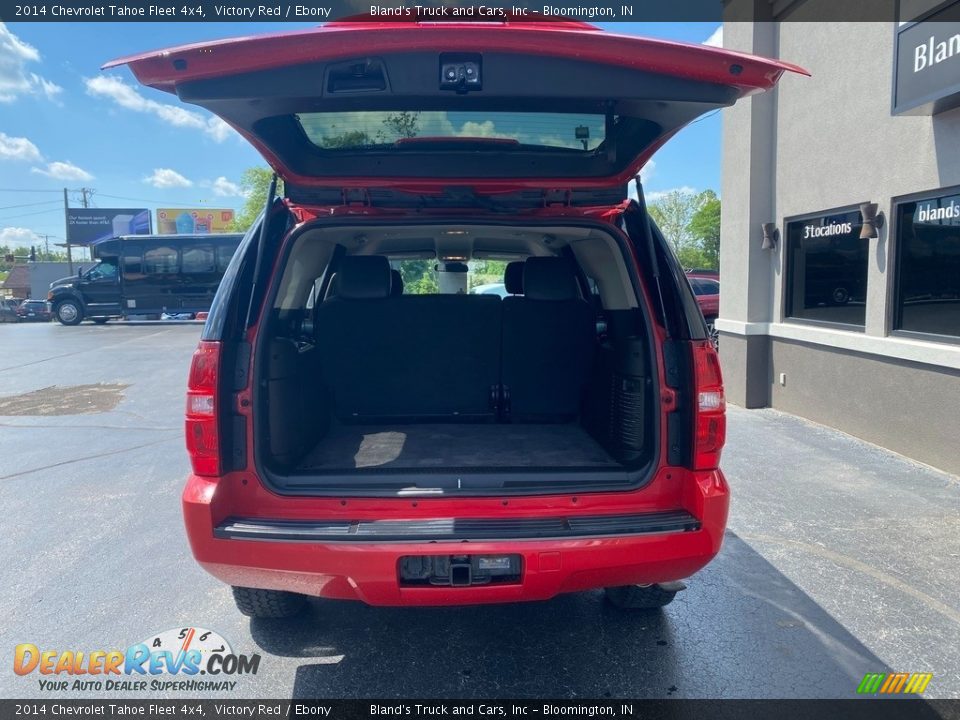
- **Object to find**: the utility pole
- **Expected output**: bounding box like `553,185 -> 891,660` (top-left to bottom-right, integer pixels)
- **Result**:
80,188 -> 92,264
63,187 -> 72,274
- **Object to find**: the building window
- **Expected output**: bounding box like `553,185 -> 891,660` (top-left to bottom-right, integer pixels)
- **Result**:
785,208 -> 868,327
895,190 -> 960,339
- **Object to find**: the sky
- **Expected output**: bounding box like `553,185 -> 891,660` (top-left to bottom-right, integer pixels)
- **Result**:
0,21 -> 723,250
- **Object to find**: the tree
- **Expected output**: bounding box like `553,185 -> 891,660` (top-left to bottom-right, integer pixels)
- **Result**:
468,259 -> 507,290
231,168 -> 284,232
688,190 -> 721,270
648,189 -> 720,271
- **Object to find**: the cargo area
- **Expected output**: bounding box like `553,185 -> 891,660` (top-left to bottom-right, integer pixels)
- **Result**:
254,221 -> 658,494
296,423 -> 622,471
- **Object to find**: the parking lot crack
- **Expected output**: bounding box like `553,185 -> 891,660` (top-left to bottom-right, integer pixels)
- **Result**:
0,434 -> 180,481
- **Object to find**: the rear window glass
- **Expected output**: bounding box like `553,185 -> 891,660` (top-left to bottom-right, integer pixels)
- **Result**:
296,112 -> 607,152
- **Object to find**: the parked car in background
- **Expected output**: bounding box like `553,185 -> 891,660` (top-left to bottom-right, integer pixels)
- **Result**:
686,273 -> 720,346
111,19 -> 800,619
470,282 -> 509,298
0,299 -> 19,323
16,299 -> 53,322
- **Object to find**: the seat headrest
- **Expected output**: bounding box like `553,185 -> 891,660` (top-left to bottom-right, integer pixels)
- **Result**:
523,257 -> 580,301
390,269 -> 404,297
338,256 -> 391,300
504,261 -> 524,295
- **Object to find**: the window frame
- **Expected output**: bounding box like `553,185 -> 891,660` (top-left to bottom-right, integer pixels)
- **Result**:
782,203 -> 870,333
890,184 -> 960,346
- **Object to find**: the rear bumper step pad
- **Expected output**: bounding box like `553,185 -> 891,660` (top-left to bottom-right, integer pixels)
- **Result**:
214,510 -> 700,543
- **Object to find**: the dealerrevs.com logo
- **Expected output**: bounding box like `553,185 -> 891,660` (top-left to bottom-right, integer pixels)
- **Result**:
13,627 -> 260,693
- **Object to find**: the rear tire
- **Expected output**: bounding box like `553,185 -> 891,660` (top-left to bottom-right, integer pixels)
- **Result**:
232,586 -> 306,618
55,300 -> 83,326
604,583 -> 680,610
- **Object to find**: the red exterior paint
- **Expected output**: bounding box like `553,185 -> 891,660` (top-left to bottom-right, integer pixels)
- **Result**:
176,208 -> 730,606
145,22 -> 781,608
182,468 -> 729,606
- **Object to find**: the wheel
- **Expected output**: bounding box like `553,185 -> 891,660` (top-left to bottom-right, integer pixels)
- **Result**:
231,586 -> 306,618
604,582 -> 683,610
55,300 -> 83,326
831,287 -> 850,304
91,317 -> 109,324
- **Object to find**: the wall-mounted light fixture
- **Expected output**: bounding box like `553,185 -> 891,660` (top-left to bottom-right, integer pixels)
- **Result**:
761,222 -> 779,250
859,202 -> 885,239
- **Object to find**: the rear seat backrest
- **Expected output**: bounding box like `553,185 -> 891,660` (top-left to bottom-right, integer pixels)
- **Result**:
315,256 -> 502,422
501,256 -> 595,421
314,256 -> 394,420
504,261 -> 524,295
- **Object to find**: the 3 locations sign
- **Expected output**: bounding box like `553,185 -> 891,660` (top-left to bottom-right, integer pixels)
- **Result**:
66,208 -> 150,245
893,0 -> 960,114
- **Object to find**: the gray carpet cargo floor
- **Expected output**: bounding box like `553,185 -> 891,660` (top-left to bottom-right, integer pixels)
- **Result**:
297,423 -> 620,470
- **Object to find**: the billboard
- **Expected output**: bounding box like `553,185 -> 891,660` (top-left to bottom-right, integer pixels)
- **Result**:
66,209 -> 151,245
156,208 -> 235,234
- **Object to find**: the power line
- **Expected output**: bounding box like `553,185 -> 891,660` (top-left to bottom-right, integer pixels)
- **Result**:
0,199 -> 62,211
0,188 -> 65,193
0,207 -> 65,222
96,192 -> 219,207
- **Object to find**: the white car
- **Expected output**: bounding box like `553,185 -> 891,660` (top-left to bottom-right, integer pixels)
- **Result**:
470,282 -> 509,298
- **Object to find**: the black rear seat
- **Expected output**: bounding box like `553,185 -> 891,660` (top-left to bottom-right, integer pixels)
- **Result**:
316,256 -> 501,422
317,255 -> 593,424
501,257 -> 595,421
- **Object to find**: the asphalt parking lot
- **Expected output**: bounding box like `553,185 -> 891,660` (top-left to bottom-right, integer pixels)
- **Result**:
1,322 -> 958,699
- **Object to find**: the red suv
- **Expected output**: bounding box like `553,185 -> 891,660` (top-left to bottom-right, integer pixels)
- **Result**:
113,20 -> 801,618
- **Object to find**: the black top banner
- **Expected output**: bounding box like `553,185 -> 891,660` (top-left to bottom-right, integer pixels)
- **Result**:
1,0 -> 960,22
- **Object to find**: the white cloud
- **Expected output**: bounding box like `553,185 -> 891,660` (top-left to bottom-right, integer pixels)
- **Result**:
30,160 -> 94,181
646,186 -> 698,203
703,25 -> 723,48
144,167 -> 193,189
84,75 -> 236,142
0,132 -> 42,162
0,23 -> 63,103
627,160 -> 657,200
0,226 -> 42,248
210,176 -> 246,197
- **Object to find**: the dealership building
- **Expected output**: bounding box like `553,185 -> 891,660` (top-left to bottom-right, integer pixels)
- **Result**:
718,1 -> 960,474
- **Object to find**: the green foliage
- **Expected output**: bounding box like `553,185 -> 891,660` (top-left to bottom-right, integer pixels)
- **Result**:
468,260 -> 507,289
231,168 -> 284,232
689,191 -> 721,270
316,112 -> 422,149
397,259 -> 438,295
648,189 -> 721,271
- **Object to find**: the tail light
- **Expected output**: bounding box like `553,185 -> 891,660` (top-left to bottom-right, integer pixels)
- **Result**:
691,340 -> 726,470
185,341 -> 222,476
